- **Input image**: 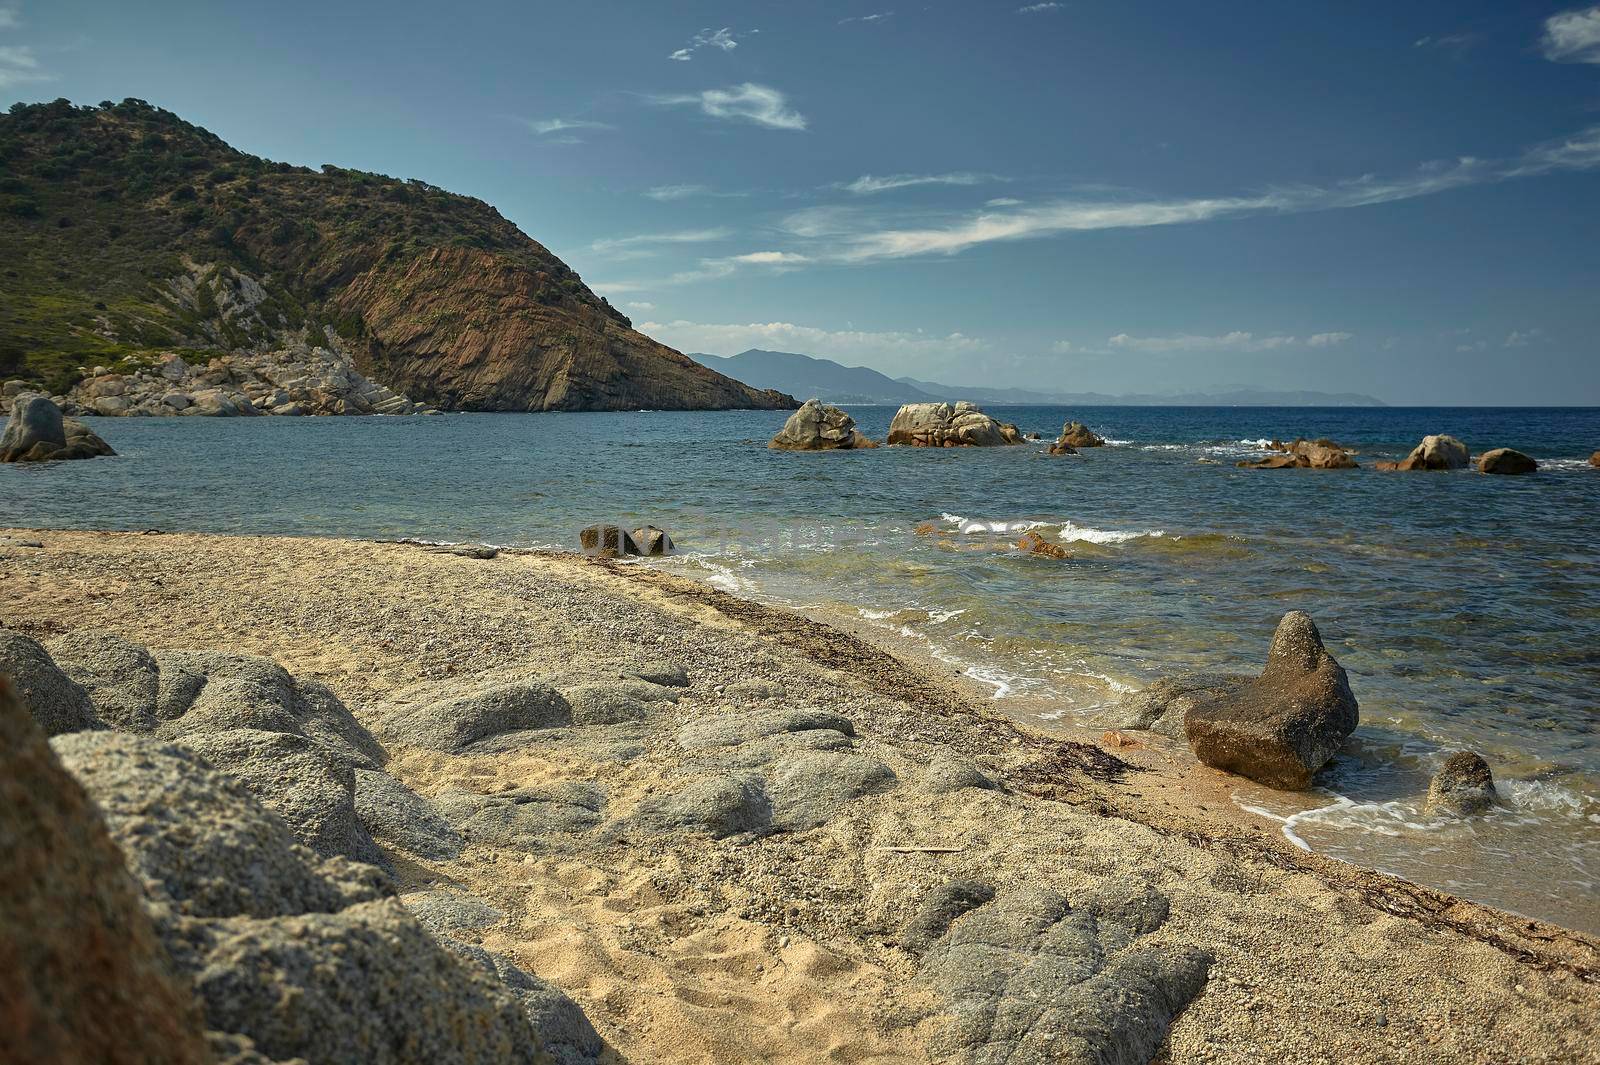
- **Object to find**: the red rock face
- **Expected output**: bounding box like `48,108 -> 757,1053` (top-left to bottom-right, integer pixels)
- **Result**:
338,247 -> 792,412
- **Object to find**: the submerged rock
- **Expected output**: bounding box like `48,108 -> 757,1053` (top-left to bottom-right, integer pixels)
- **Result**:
1591,450 -> 1600,468
886,401 -> 1024,448
1376,434 -> 1469,471
1095,672 -> 1250,740
579,524 -> 641,557
1051,420 -> 1105,451
768,398 -> 878,450
0,680 -> 213,1065
0,393 -> 115,462
1184,611 -> 1359,790
1425,751 -> 1497,817
1016,531 -> 1069,559
1477,448 -> 1538,475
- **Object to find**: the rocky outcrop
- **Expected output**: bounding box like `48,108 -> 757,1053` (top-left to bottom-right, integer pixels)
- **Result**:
343,246 -> 795,412
886,401 -> 1024,447
768,398 -> 878,450
1478,448 -> 1537,475
916,879 -> 1212,1064
1425,751 -> 1497,817
1376,434 -> 1469,471
1238,438 -> 1357,469
1094,672 -> 1250,740
1591,451 -> 1600,468
0,629 -> 102,736
52,343 -> 437,417
1051,420 -> 1105,452
0,393 -> 115,462
1184,611 -> 1359,790
0,681 -> 214,1065
1017,531 -> 1069,558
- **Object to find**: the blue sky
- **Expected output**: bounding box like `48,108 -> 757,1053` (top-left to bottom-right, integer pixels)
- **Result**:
5,1 -> 1599,404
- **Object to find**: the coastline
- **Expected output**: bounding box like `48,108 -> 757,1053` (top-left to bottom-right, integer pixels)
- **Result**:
3,527 -> 1597,1063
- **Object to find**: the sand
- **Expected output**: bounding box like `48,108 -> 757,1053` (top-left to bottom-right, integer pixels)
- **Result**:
2,527 -> 1597,1064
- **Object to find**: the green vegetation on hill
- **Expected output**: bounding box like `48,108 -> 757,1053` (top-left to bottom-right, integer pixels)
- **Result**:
0,98 -> 629,394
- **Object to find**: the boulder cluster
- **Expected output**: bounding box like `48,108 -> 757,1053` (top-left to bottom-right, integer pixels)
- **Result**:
0,629 -> 606,1064
3,344 -> 436,420
886,401 -> 1024,448
1372,434 -> 1540,475
1237,438 -> 1358,470
0,393 -> 115,463
579,523 -> 674,557
768,399 -> 878,450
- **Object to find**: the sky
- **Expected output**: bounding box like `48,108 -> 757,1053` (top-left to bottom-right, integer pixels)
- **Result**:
4,1 -> 1599,404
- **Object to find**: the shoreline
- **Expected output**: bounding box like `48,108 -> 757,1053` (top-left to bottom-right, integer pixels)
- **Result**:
3,526 -> 1597,1062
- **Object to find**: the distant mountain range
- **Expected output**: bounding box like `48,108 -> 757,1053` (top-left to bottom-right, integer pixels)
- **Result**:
692,349 -> 1387,407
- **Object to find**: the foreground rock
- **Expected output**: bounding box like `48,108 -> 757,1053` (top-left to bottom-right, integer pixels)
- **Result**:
1185,611 -> 1359,790
53,729 -> 563,1063
886,401 -> 1024,447
631,525 -> 674,555
1426,751 -> 1497,817
1591,451 -> 1600,468
0,681 -> 213,1065
1238,438 -> 1357,470
1376,434 -> 1469,471
769,398 -> 878,450
1050,420 -> 1105,452
0,393 -> 115,462
1478,448 -> 1537,475
1094,672 -> 1250,740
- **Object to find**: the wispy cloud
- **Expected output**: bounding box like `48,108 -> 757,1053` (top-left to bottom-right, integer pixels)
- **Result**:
728,251 -> 810,265
1107,331 -> 1352,353
590,228 -> 733,255
839,11 -> 893,25
517,117 -> 614,141
812,125 -> 1600,263
669,26 -> 753,62
640,318 -> 989,365
1413,32 -> 1479,55
1543,6 -> 1600,63
0,7 -> 48,90
625,301 -> 656,311
0,6 -> 20,30
651,82 -> 807,130
1504,328 -> 1543,347
841,171 -> 1007,195
1017,2 -> 1063,12
985,197 -> 1023,207
643,183 -> 749,201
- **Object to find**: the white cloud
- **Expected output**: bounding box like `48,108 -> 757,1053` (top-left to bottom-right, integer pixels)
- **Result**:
986,197 -> 1023,207
1306,331 -> 1354,347
669,26 -> 749,62
1050,340 -> 1076,354
520,118 -> 613,136
590,228 -> 732,254
841,171 -> 1006,194
643,183 -> 747,200
0,42 -> 45,88
1542,6 -> 1600,64
1107,331 -> 1351,353
1504,328 -> 1543,347
809,125 -> 1600,263
1018,2 -> 1063,12
640,319 -> 989,365
1413,32 -> 1478,53
729,251 -> 811,264
840,11 -> 893,25
625,301 -> 656,311
652,83 -> 807,130
0,6 -> 20,30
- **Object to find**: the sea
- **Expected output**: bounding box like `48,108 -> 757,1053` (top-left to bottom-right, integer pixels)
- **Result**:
3,404 -> 1597,932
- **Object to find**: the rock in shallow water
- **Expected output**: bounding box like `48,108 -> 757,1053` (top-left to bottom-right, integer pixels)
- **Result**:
769,398 -> 878,450
1477,448 -> 1538,475
1184,611 -> 1359,790
1376,433 -> 1469,471
1425,751 -> 1497,817
887,401 -> 1024,447
0,393 -> 116,462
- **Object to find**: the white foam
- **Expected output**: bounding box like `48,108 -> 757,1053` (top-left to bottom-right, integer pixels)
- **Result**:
1056,521 -> 1165,545
959,518 -> 1048,535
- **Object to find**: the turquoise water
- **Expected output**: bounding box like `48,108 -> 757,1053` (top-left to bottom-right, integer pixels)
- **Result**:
3,405 -> 1598,930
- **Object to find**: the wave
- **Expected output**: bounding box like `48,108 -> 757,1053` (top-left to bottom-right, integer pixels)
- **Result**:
939,513 -> 1165,545
1057,521 -> 1165,545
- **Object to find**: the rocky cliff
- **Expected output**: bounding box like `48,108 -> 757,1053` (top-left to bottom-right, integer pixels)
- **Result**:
0,98 -> 793,413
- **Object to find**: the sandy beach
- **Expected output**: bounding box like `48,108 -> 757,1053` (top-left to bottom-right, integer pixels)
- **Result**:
3,527 -> 1597,1064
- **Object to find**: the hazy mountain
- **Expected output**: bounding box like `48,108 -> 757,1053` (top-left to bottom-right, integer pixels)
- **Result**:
690,348 -> 1386,407
692,350 -> 935,404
